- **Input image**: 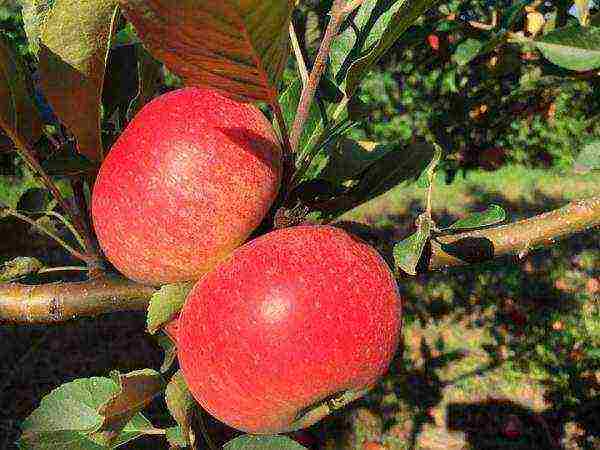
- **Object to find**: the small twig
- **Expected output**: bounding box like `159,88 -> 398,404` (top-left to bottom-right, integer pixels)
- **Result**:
38,266 -> 89,274
45,211 -> 87,251
6,210 -> 88,262
7,133 -> 100,265
0,276 -> 155,323
428,197 -> 600,270
289,21 -> 309,87
289,0 -> 347,152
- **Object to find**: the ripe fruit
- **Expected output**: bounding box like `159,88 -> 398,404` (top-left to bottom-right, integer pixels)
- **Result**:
92,88 -> 281,285
178,225 -> 402,434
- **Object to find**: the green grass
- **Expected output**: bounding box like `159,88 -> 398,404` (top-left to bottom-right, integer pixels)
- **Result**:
317,165 -> 600,449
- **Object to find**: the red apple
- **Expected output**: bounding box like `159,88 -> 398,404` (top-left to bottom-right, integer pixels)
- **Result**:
178,225 -> 402,434
92,88 -> 281,285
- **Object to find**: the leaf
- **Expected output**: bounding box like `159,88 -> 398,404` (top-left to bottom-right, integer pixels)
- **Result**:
19,431 -> 105,449
416,143 -> 443,188
120,0 -> 293,103
574,140 -> 600,172
156,334 -> 178,374
318,138 -> 398,184
109,413 -> 156,448
19,377 -> 119,446
91,369 -> 163,447
18,0 -> 53,56
453,38 -> 484,66
533,24 -> 600,71
165,371 -> 196,447
0,256 -> 43,282
224,434 -> 307,450
40,147 -> 98,178
102,43 -> 139,123
147,282 -> 194,335
393,214 -> 432,275
126,46 -> 163,121
331,0 -> 440,97
165,426 -> 188,448
447,204 -> 506,230
38,0 -> 120,161
16,187 -> 53,213
278,78 -> 323,156
0,34 -> 44,148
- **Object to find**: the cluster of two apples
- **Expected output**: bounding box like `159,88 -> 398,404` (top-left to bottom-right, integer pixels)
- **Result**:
92,88 -> 402,434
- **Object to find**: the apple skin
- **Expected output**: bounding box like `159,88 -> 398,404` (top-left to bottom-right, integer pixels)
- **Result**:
178,225 -> 402,434
92,88 -> 281,285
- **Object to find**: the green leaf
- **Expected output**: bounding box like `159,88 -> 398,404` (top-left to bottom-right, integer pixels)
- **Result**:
393,214 -> 432,276
0,256 -> 43,282
447,204 -> 506,230
165,426 -> 188,448
156,334 -> 178,373
17,0 -> 53,56
91,369 -> 163,447
165,371 -> 196,447
533,24 -> 600,71
574,140 -> 600,172
19,431 -> 106,449
19,377 -> 118,447
109,413 -> 156,448
0,34 -> 44,148
120,0 -> 293,104
147,282 -> 194,335
224,435 -> 307,450
38,0 -> 120,161
453,38 -> 484,66
331,0 -> 440,97
416,143 -> 443,188
278,78 -> 323,156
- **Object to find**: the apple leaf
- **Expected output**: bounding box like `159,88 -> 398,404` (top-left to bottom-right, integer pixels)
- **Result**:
156,334 -> 178,374
165,371 -> 196,447
120,0 -> 293,104
573,140 -> 600,172
146,282 -> 194,335
38,0 -> 120,162
19,377 -> 118,448
330,0 -> 440,97
278,78 -> 323,157
533,24 -> 600,71
393,214 -> 432,276
17,0 -> 53,56
0,256 -> 43,282
16,187 -> 54,213
224,435 -> 307,450
165,426 -> 188,448
90,369 -> 163,447
126,46 -> 163,121
0,34 -> 44,149
108,413 -> 156,448
40,147 -> 98,178
453,38 -> 484,66
447,204 -> 506,230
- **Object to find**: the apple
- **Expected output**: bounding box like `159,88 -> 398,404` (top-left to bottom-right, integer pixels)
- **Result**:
178,225 -> 402,434
92,87 -> 282,285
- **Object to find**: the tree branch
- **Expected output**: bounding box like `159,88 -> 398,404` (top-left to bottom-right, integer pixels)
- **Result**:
289,0 -> 347,152
0,276 -> 156,324
427,197 -> 600,270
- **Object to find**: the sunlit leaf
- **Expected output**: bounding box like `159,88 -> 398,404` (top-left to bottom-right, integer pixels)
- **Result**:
224,434 -> 307,450
393,214 -> 432,275
574,140 -> 600,172
447,204 -> 506,230
331,0 -> 440,97
156,334 -> 178,374
147,282 -> 194,335
38,0 -> 120,161
534,24 -> 600,71
453,38 -> 483,66
165,371 -> 196,447
0,256 -> 43,282
17,0 -> 53,56
120,0 -> 293,103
